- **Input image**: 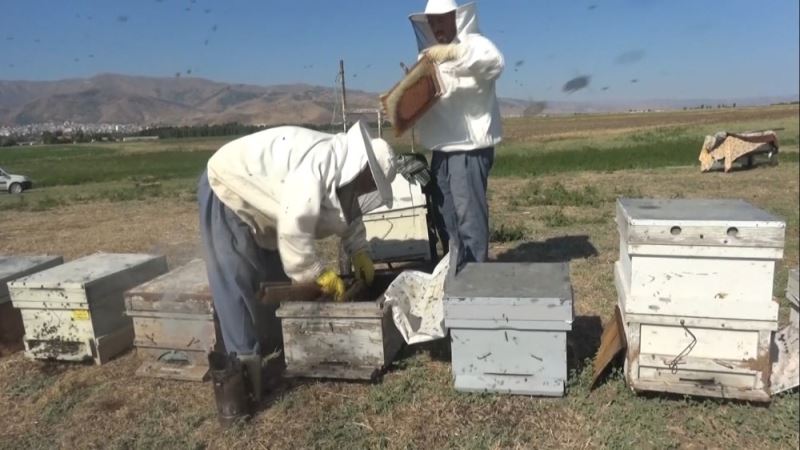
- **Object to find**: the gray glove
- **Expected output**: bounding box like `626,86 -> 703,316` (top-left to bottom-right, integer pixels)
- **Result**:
395,154 -> 432,187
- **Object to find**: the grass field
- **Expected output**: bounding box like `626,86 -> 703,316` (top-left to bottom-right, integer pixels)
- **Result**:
0,105 -> 798,449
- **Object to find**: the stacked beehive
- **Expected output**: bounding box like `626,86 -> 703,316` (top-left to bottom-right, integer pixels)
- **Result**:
125,259 -> 220,381
614,198 -> 785,401
0,256 -> 64,356
444,262 -> 574,396
9,253 -> 167,364
362,172 -> 432,264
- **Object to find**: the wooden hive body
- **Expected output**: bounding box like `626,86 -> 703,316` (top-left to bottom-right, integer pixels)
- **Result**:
615,198 -> 786,401
273,274 -> 403,381
125,259 -> 220,381
0,255 -> 64,356
9,253 -> 167,365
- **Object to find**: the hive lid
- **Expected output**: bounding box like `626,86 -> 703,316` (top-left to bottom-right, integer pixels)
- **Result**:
0,255 -> 64,299
125,259 -> 213,314
446,262 -> 572,301
444,262 -> 573,324
618,198 -> 783,226
9,253 -> 163,291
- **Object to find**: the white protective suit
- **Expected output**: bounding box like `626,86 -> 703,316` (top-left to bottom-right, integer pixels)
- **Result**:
410,1 -> 504,152
207,121 -> 395,283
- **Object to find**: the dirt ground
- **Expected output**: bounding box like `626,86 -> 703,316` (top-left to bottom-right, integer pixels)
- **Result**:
1,160 -> 798,449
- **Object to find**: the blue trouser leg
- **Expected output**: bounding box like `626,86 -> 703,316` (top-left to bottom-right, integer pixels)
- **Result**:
197,171 -> 287,356
431,151 -> 457,255
433,148 -> 494,270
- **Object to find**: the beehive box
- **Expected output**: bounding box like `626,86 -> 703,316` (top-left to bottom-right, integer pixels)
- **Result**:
615,198 -> 785,401
125,259 -> 220,381
444,262 -> 573,396
273,274 -> 404,380
9,253 -> 167,364
363,174 -> 432,263
1,255 -> 64,356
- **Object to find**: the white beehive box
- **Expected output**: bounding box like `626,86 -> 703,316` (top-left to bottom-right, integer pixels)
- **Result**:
444,262 -> 573,396
9,253 -> 167,364
363,175 -> 432,263
616,198 -> 784,323
1,256 -> 64,356
124,259 -> 220,381
615,198 -> 786,401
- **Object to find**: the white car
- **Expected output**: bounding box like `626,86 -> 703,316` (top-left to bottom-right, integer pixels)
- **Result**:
0,166 -> 33,194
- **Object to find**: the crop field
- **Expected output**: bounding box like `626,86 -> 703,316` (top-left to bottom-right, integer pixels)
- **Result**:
0,105 -> 798,449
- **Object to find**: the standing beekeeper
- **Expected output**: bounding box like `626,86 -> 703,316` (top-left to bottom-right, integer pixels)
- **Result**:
198,121 -> 396,406
409,0 -> 504,269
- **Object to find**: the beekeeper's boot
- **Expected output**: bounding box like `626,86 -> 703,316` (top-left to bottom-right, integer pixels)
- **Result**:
209,351 -> 251,427
238,353 -> 263,404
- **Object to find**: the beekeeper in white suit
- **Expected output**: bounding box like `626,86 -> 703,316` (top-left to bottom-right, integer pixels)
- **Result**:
410,0 -> 504,270
198,121 -> 396,403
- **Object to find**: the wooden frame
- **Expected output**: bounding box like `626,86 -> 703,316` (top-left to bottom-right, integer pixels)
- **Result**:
380,55 -> 443,137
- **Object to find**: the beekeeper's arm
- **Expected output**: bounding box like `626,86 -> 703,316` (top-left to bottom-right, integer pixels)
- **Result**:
425,34 -> 504,82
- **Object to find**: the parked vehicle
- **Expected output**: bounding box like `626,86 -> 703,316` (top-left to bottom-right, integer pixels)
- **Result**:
0,166 -> 33,194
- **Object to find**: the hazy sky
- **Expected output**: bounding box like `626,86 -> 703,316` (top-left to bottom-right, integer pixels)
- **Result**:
1,0 -> 798,101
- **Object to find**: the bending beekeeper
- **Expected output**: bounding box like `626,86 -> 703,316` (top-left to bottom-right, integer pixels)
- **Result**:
409,0 -> 504,270
198,121 -> 396,402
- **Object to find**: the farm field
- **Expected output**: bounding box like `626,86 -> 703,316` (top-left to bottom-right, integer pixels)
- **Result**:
0,105 -> 798,449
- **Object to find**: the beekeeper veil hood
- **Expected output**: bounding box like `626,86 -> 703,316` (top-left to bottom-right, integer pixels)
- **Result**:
336,121 -> 396,223
410,0 -> 479,52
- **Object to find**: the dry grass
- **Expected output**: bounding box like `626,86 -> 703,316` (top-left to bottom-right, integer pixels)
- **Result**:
1,161 -> 798,449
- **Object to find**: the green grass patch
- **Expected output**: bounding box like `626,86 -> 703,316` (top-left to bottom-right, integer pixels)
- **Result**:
493,139 -> 799,177
511,181 -> 605,207
493,138 -> 700,177
0,145 -> 212,187
490,223 -> 527,242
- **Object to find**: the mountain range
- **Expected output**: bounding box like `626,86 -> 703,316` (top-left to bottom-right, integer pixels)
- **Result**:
0,74 -> 796,126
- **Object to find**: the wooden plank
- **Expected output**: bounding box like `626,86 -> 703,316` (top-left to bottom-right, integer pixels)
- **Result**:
591,306 -> 627,389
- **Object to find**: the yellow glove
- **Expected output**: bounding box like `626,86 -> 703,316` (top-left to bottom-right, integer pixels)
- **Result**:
352,250 -> 375,286
425,44 -> 463,63
316,270 -> 345,301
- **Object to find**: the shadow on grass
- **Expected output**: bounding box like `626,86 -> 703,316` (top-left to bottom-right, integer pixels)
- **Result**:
495,235 -> 599,262
569,315 -> 603,376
